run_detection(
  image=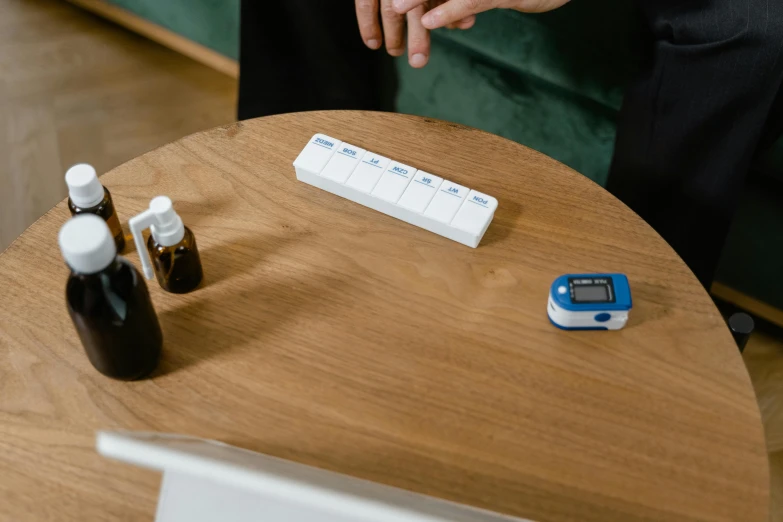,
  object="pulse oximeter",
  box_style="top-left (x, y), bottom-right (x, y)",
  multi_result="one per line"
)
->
top-left (548, 274), bottom-right (632, 330)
